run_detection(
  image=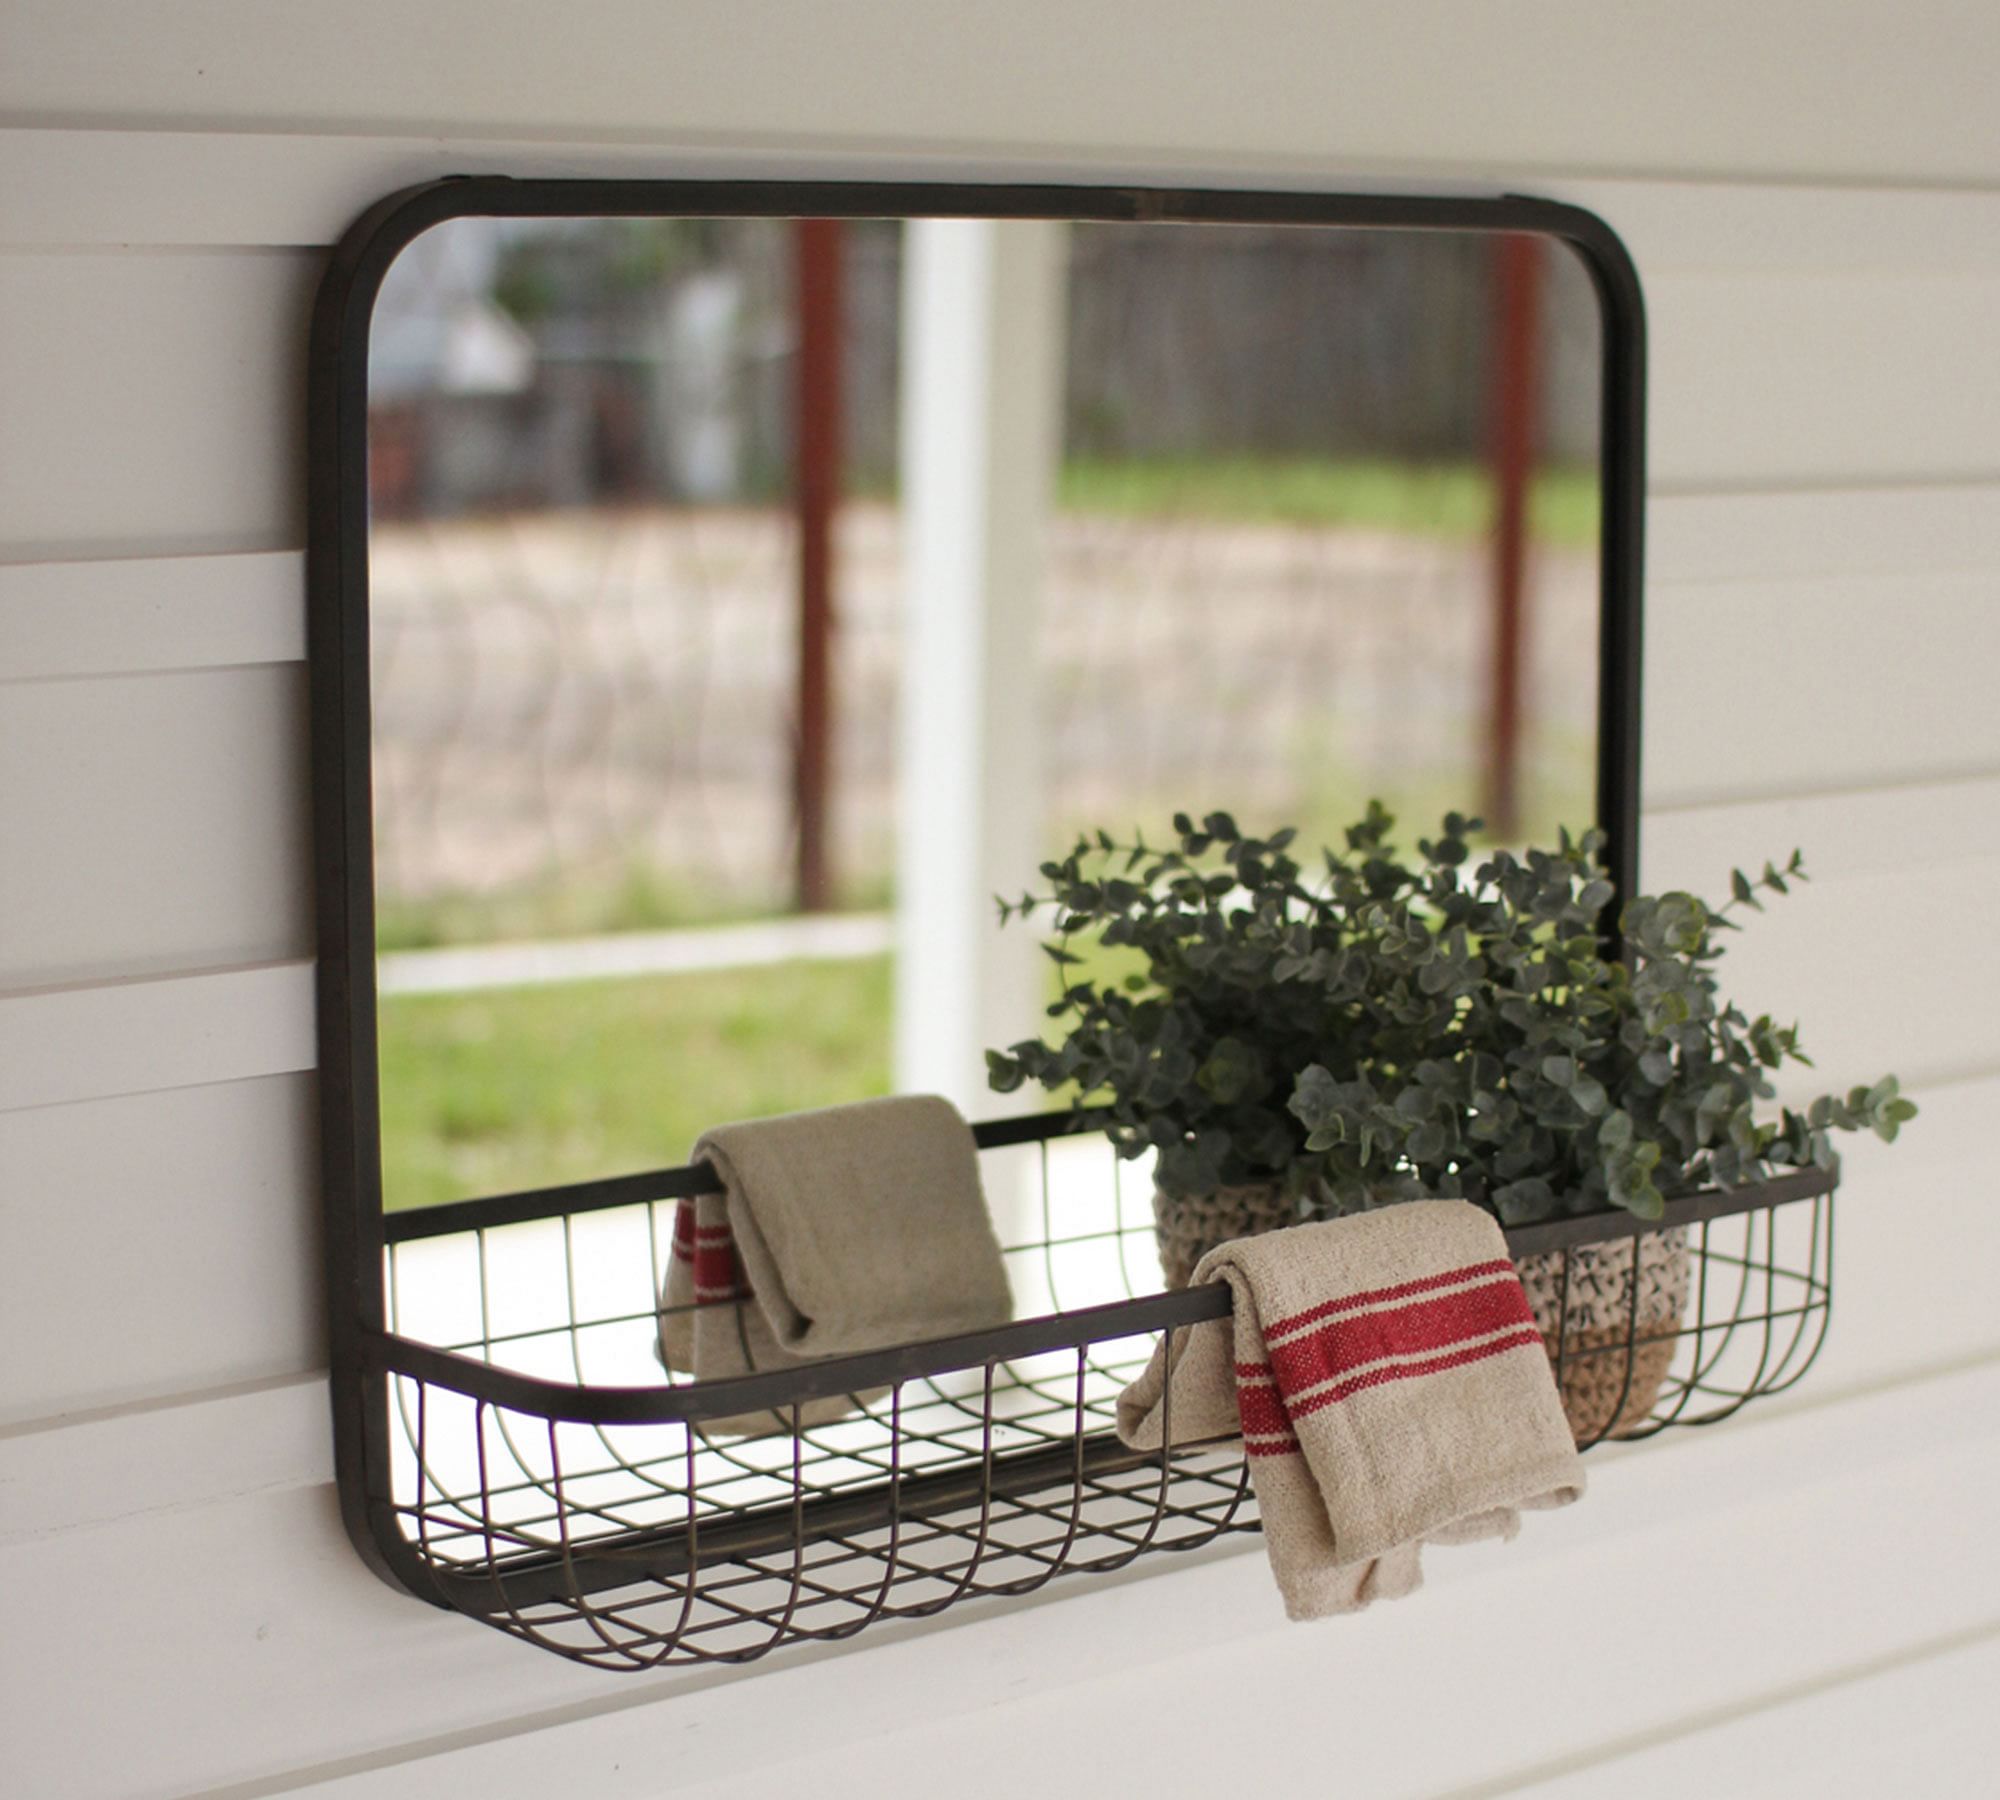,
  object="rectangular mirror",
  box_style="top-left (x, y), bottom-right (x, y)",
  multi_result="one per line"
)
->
top-left (313, 181), bottom-right (1643, 1226)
